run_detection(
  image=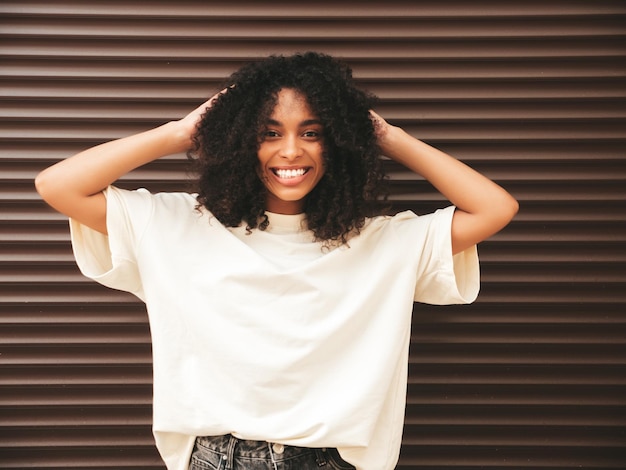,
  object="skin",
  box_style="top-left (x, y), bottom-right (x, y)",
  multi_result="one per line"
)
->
top-left (257, 89), bottom-right (326, 214)
top-left (35, 87), bottom-right (518, 254)
top-left (370, 110), bottom-right (518, 254)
